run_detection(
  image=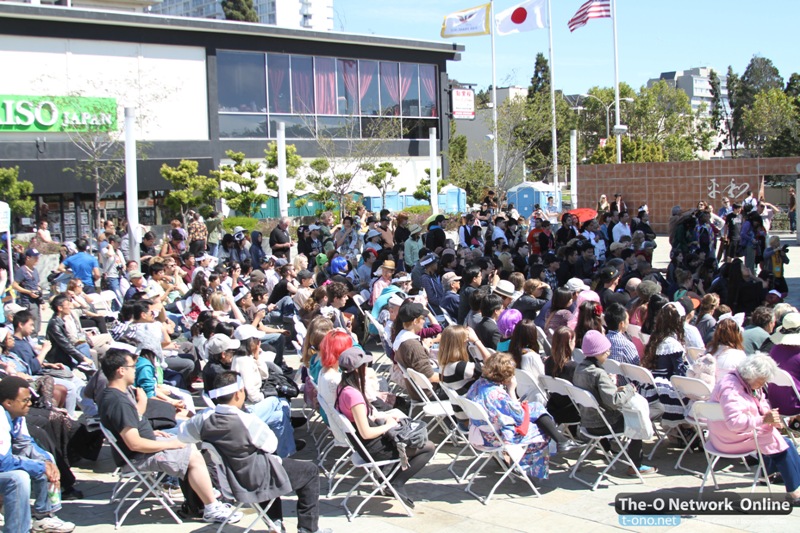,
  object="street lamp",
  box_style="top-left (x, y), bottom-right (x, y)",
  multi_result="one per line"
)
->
top-left (580, 94), bottom-right (633, 140)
